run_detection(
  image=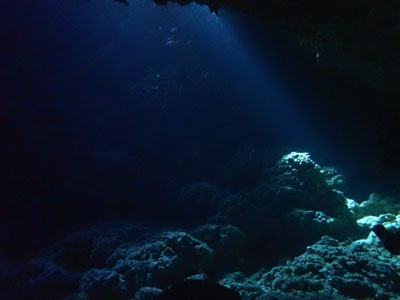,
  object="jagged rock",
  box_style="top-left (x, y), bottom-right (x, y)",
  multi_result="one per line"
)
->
top-left (106, 231), bottom-right (215, 292)
top-left (133, 287), bottom-right (164, 300)
top-left (221, 236), bottom-right (400, 299)
top-left (80, 268), bottom-right (128, 300)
